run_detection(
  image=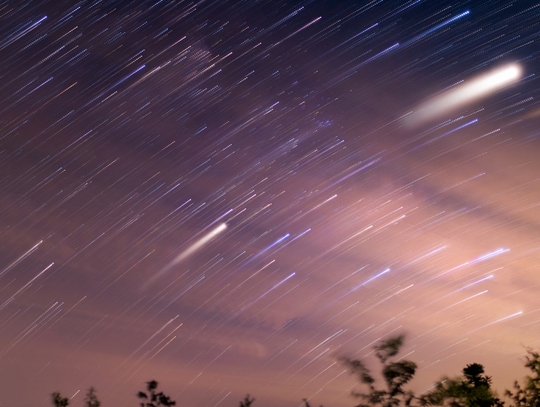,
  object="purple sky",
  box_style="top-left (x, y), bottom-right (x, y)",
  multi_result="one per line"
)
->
top-left (1, 1), bottom-right (540, 407)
